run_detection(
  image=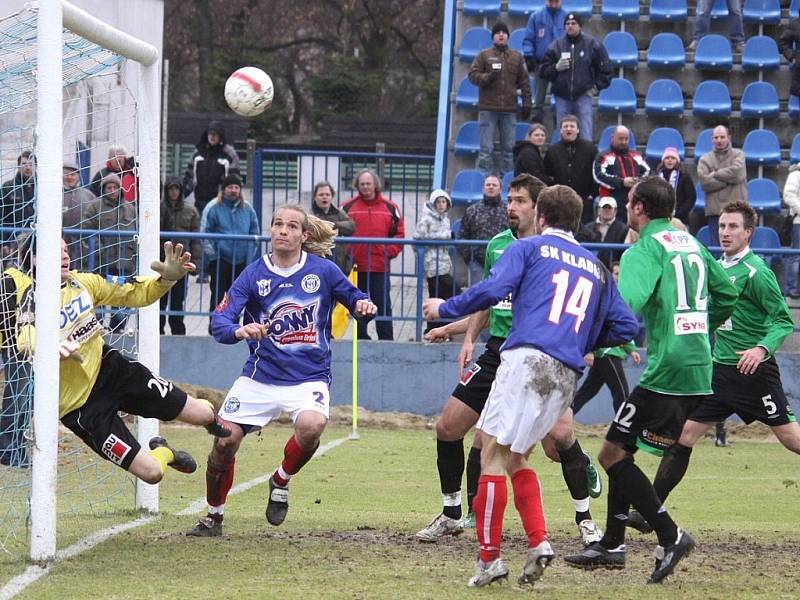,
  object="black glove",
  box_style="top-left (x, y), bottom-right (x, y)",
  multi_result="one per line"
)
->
top-left (525, 56), bottom-right (536, 74)
top-left (521, 105), bottom-right (531, 121)
top-left (486, 69), bottom-right (500, 84)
